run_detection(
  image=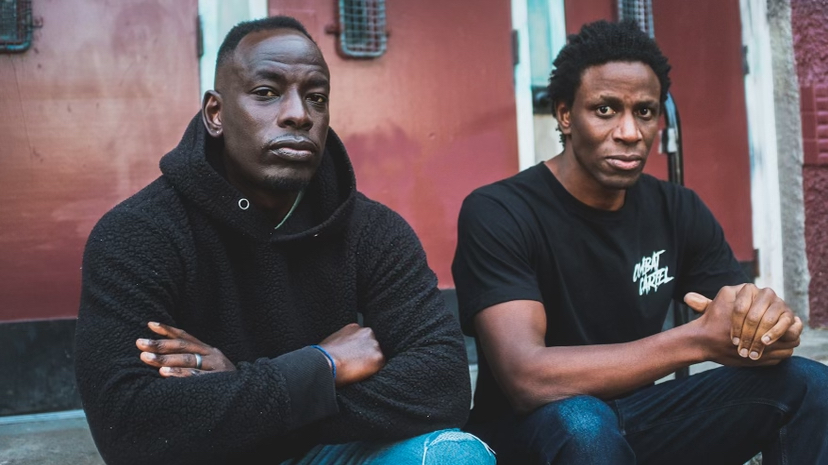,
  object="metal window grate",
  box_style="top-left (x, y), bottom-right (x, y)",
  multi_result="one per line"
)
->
top-left (618, 0), bottom-right (654, 38)
top-left (337, 0), bottom-right (387, 58)
top-left (0, 0), bottom-right (32, 53)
